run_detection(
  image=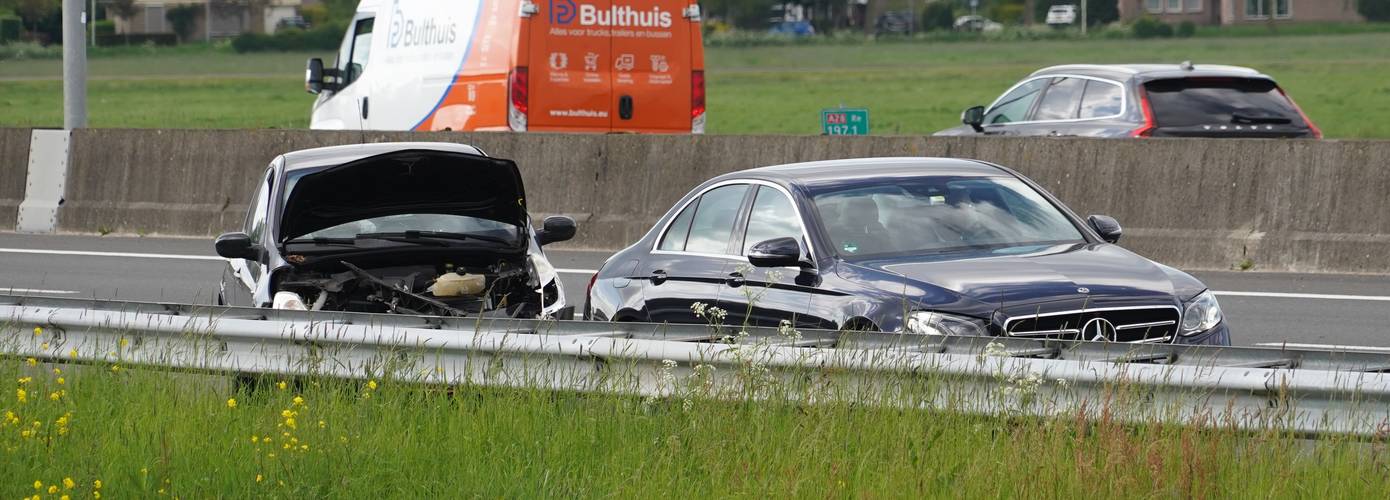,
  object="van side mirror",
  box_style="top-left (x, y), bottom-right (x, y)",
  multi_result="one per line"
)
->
top-left (1087, 215), bottom-right (1123, 243)
top-left (962, 105), bottom-right (985, 132)
top-left (215, 232), bottom-right (262, 260)
top-left (747, 237), bottom-right (804, 268)
top-left (537, 216), bottom-right (577, 245)
top-left (306, 58), bottom-right (325, 94)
